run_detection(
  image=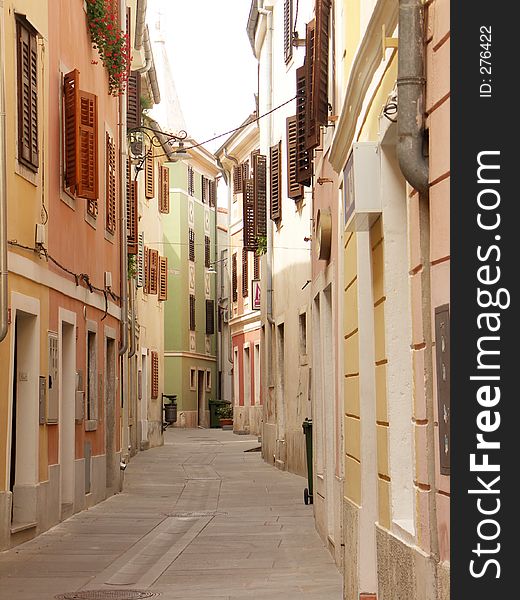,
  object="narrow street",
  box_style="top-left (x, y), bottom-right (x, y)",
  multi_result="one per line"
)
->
top-left (0, 429), bottom-right (342, 600)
